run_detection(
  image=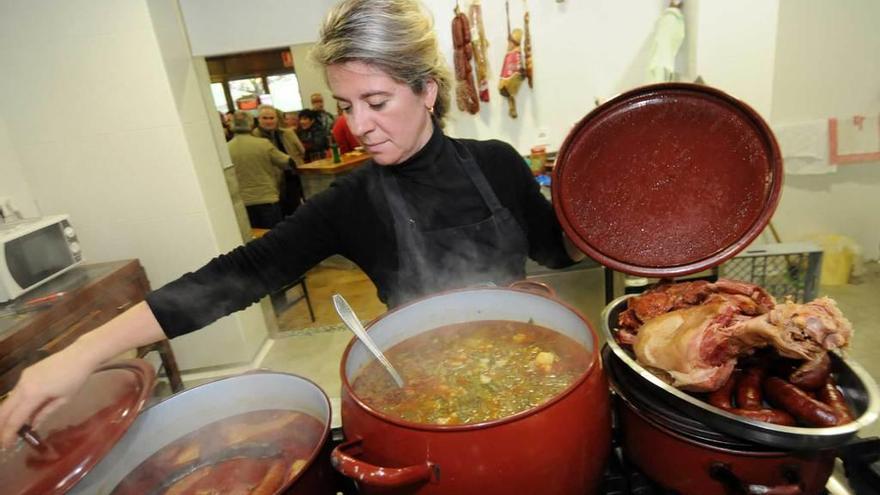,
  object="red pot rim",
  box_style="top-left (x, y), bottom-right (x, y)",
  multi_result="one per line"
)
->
top-left (339, 285), bottom-right (603, 432)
